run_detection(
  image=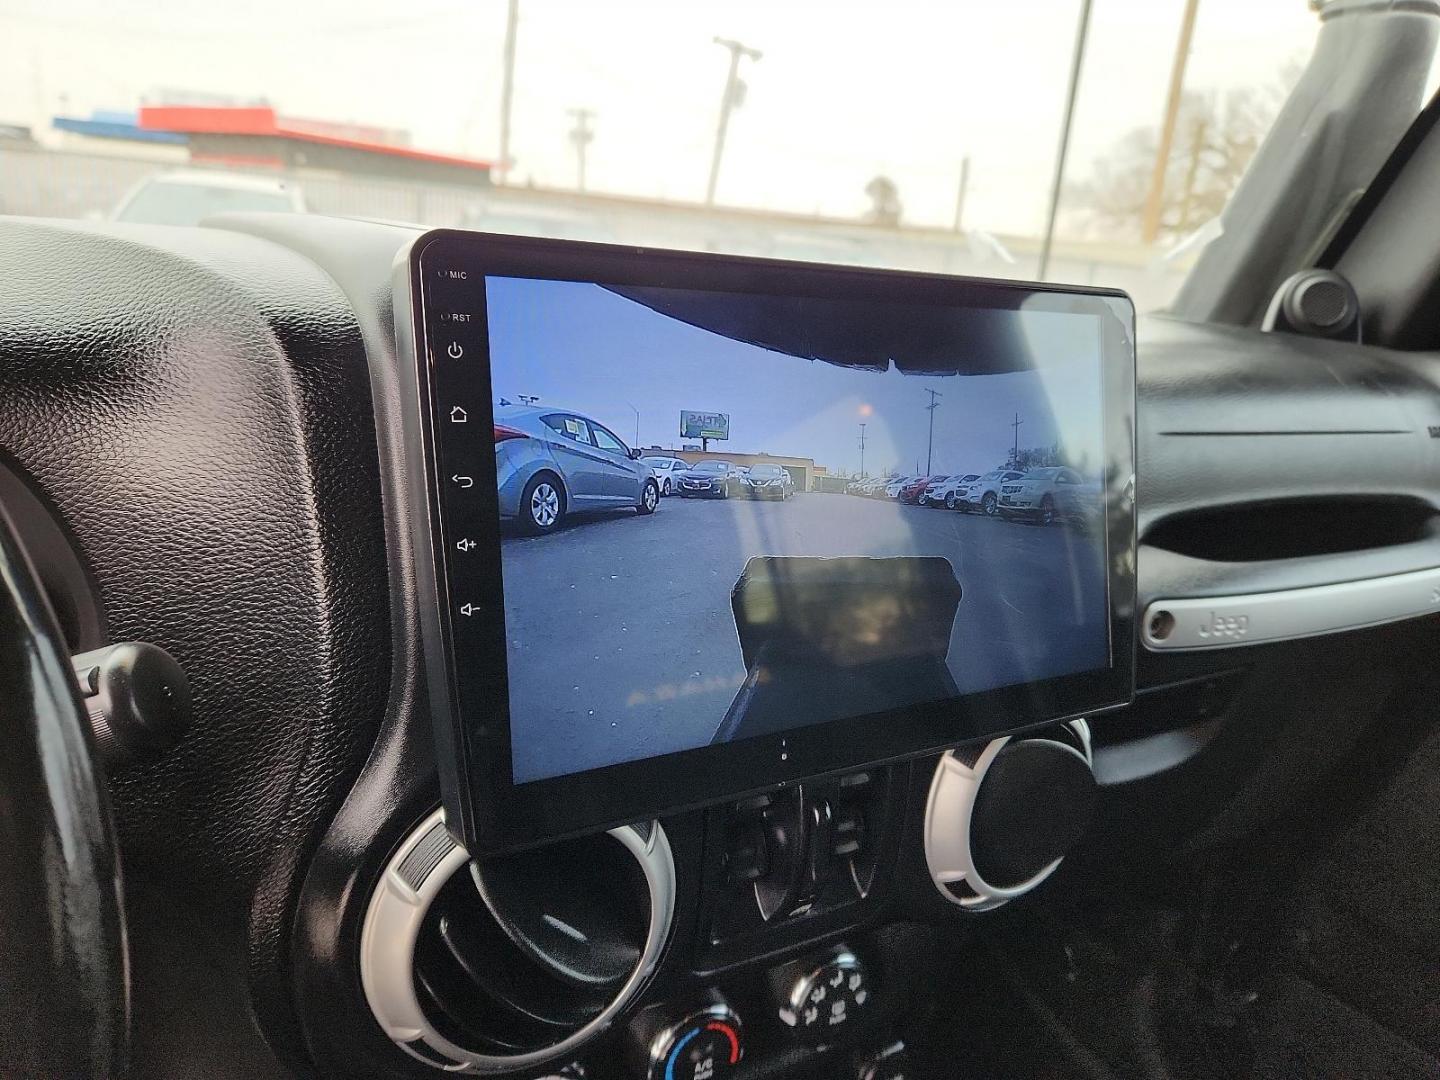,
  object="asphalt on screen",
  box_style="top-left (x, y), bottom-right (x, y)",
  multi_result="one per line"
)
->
top-left (500, 492), bottom-right (1108, 782)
